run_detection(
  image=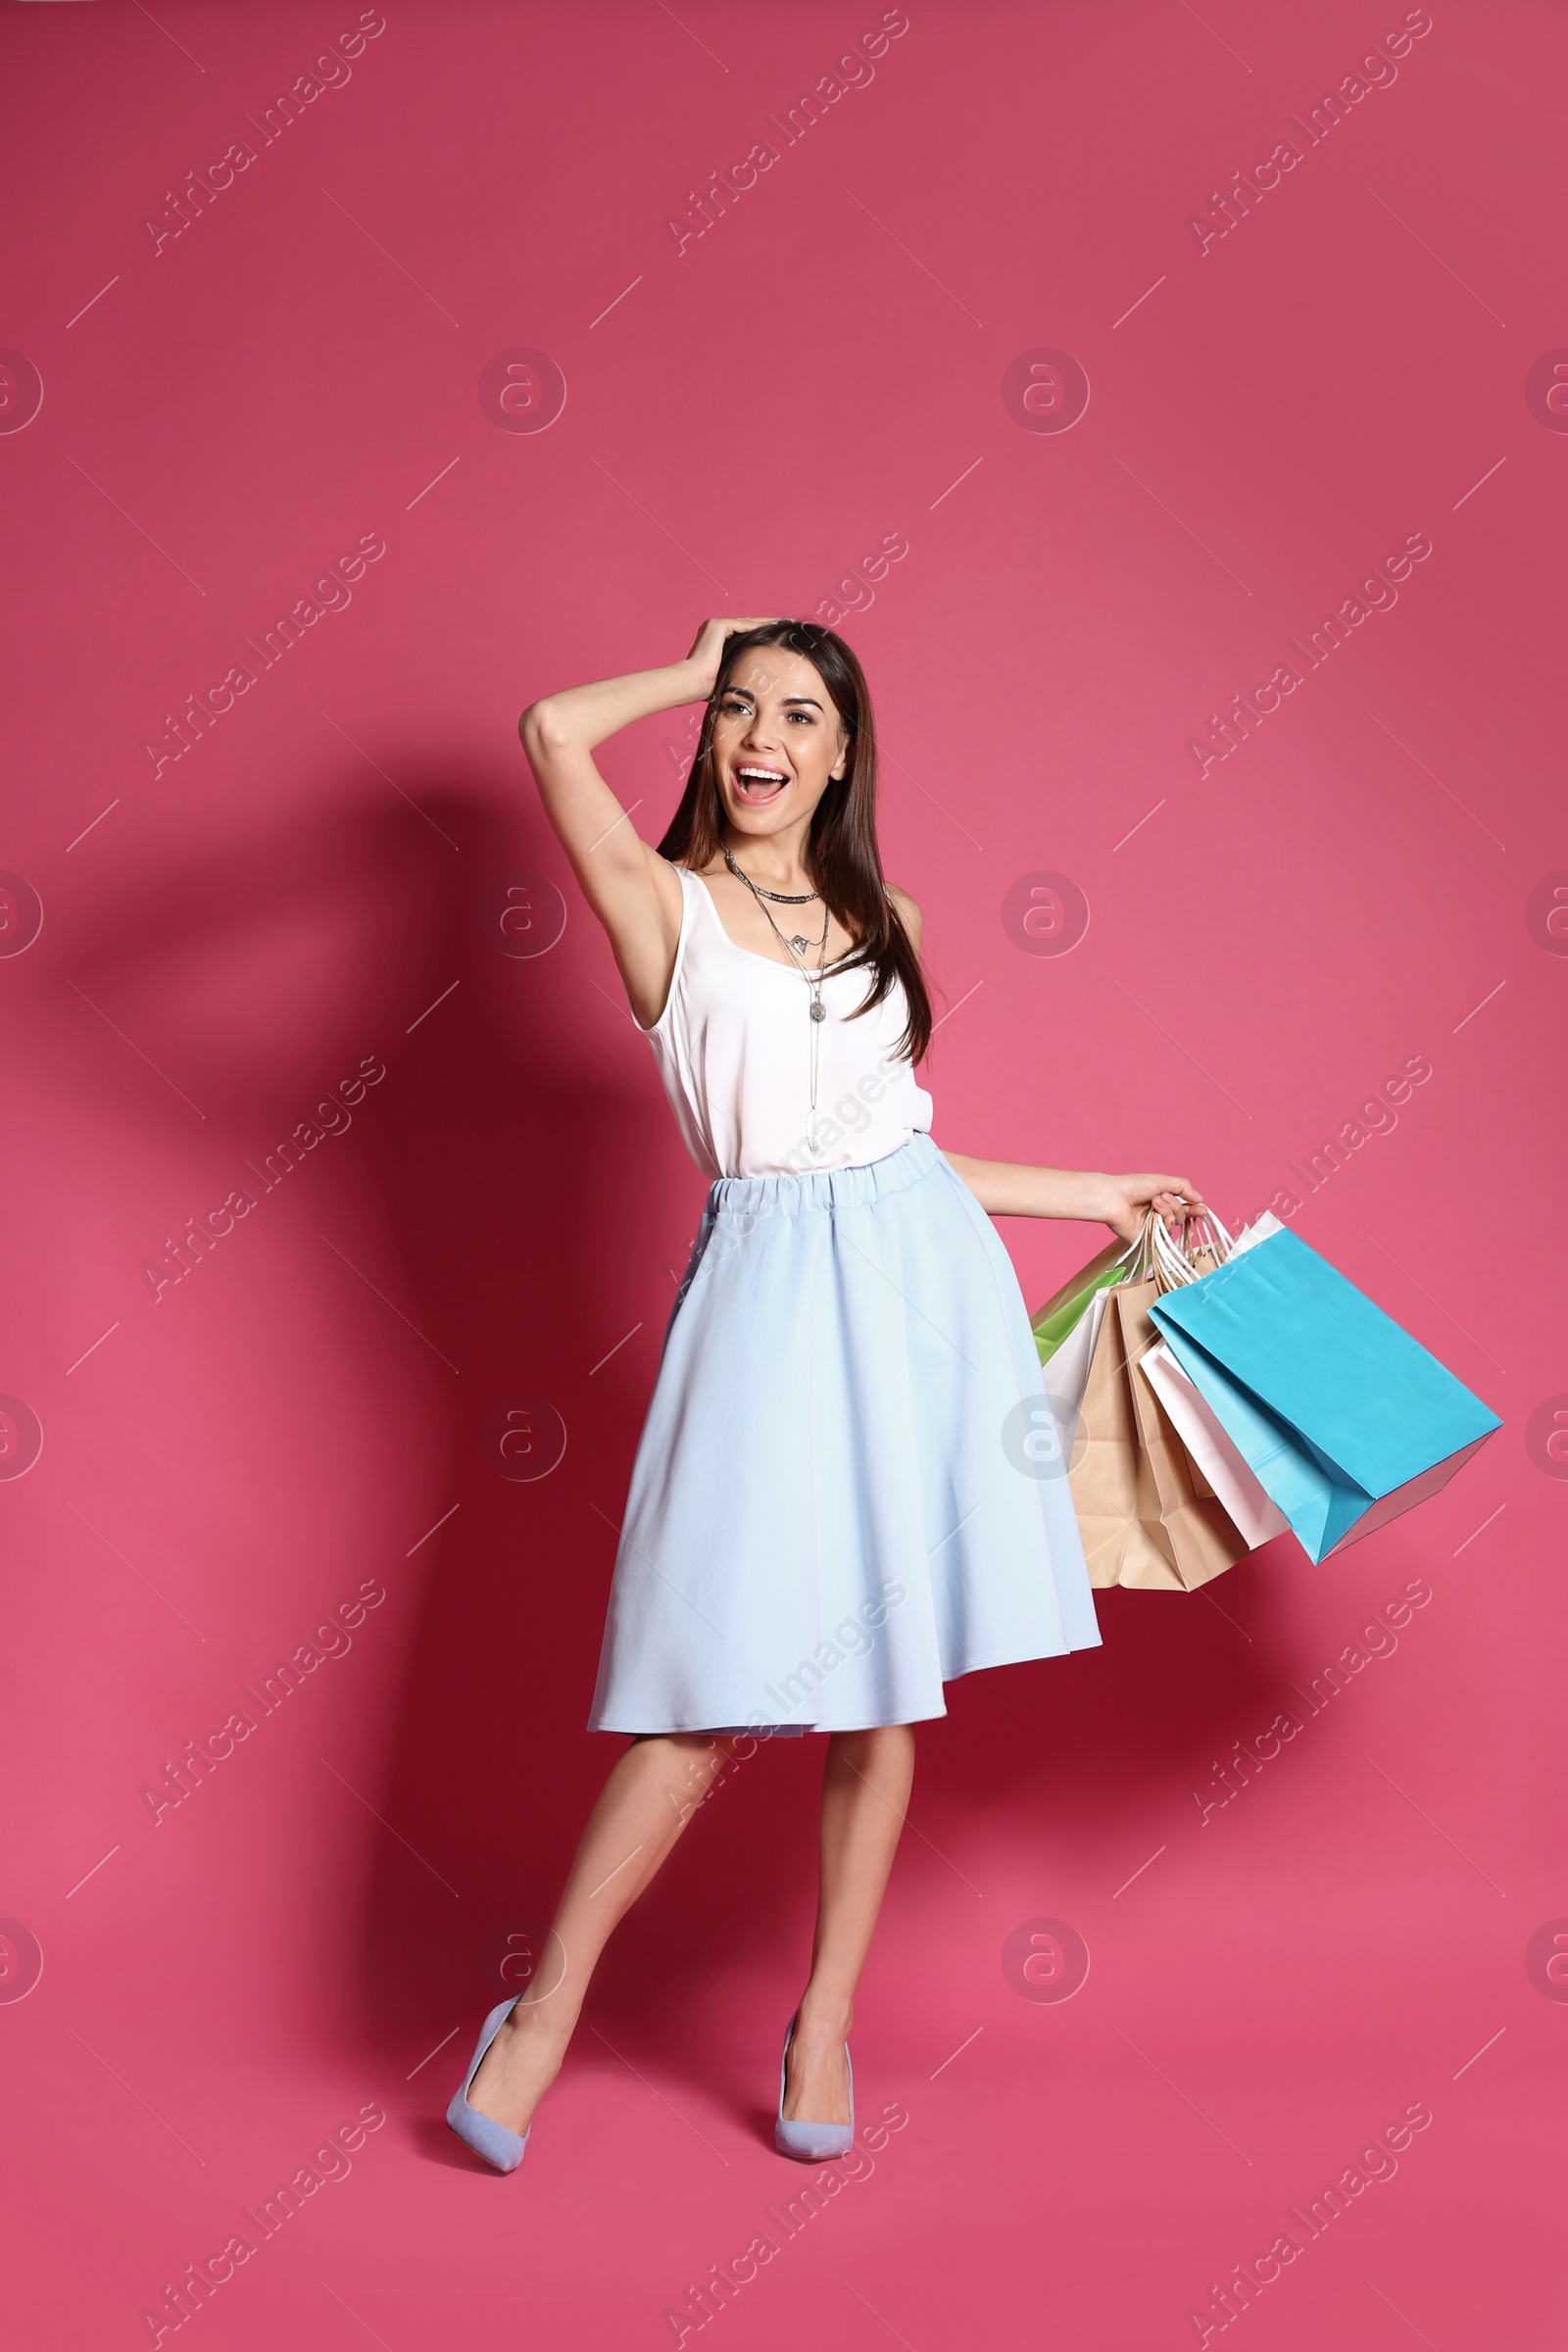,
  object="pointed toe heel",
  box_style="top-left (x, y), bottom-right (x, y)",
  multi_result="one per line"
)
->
top-left (446, 1997), bottom-right (530, 2174)
top-left (774, 2012), bottom-right (855, 2162)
